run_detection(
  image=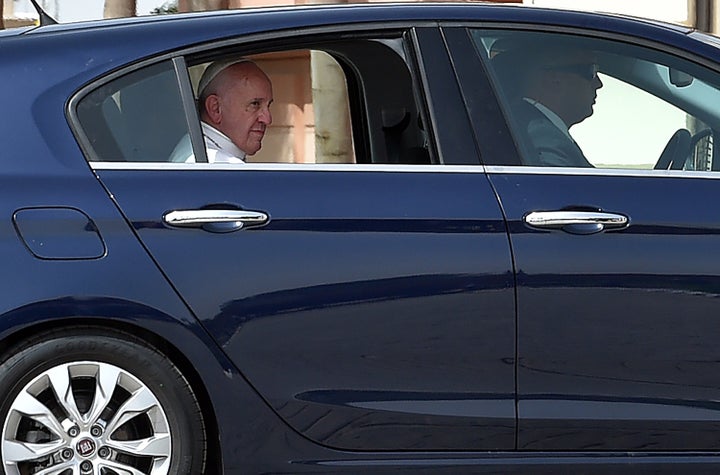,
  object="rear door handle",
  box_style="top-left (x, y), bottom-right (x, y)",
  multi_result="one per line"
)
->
top-left (524, 211), bottom-right (628, 235)
top-left (163, 209), bottom-right (269, 233)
